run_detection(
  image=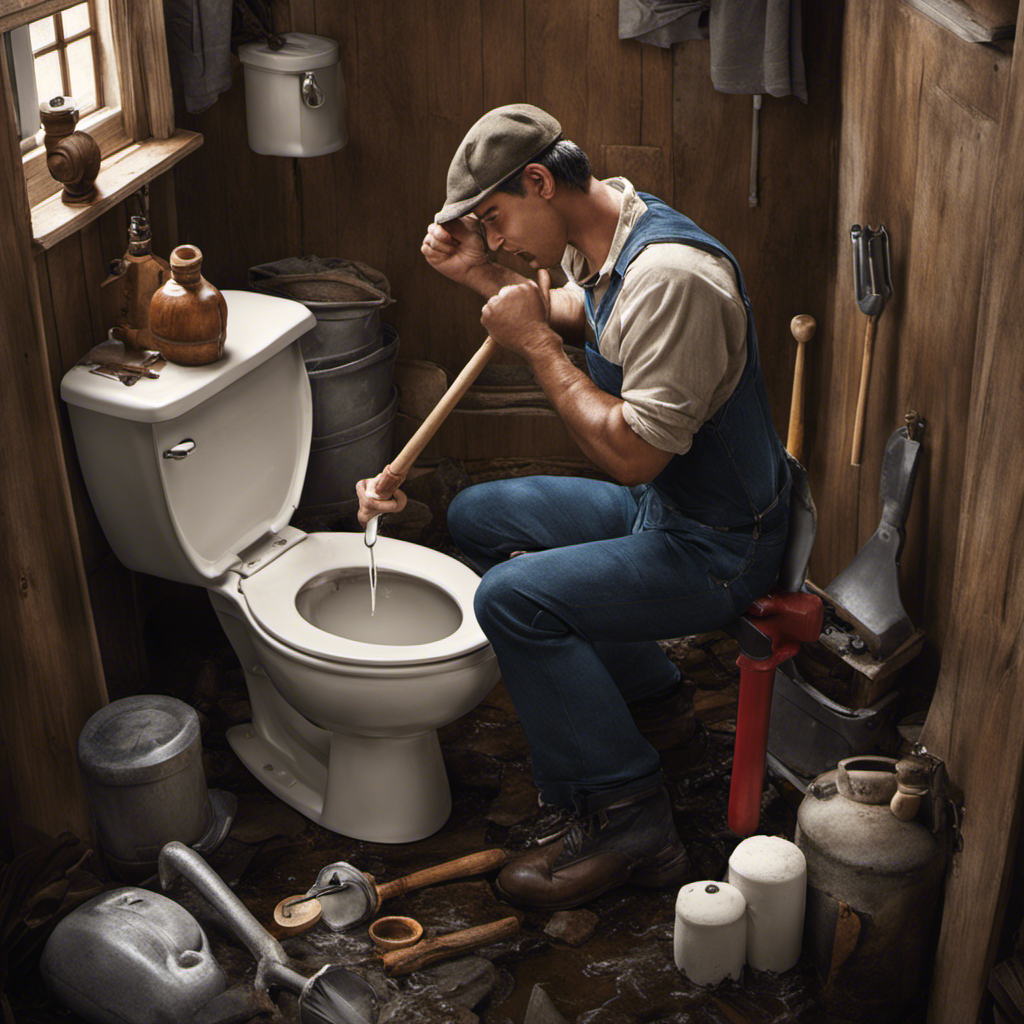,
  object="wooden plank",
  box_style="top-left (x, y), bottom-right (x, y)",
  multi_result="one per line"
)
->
top-left (0, 44), bottom-right (106, 843)
top-left (640, 41), bottom-right (674, 201)
top-left (135, 0), bottom-right (174, 138)
top-left (0, 0), bottom-right (73, 33)
top-left (894, 80), bottom-right (1001, 676)
top-left (585, 0), bottom-right (642, 172)
top-left (525, 0), bottom-right (589, 143)
top-left (601, 144), bottom-right (669, 198)
top-left (481, 0), bottom-right (525, 107)
top-left (899, 0), bottom-right (1017, 41)
top-left (30, 129), bottom-right (202, 250)
top-left (921, 22), bottom-right (1024, 1023)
